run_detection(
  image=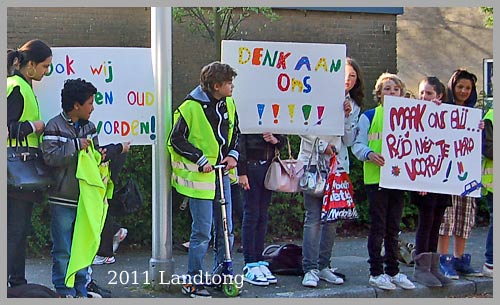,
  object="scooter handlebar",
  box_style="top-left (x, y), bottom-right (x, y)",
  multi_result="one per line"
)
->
top-left (198, 164), bottom-right (226, 172)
